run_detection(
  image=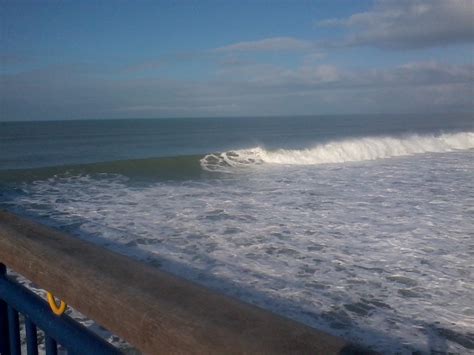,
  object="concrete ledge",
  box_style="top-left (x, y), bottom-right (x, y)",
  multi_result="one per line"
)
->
top-left (0, 210), bottom-right (363, 354)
